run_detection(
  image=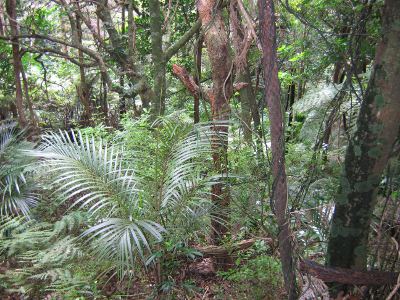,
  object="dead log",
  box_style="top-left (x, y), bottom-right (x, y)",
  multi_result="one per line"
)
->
top-left (300, 259), bottom-right (398, 286)
top-left (194, 238), bottom-right (273, 258)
